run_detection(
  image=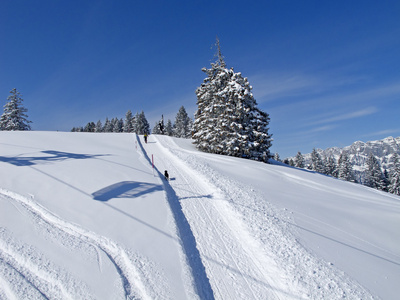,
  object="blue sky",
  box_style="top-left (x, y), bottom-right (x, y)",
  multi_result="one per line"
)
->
top-left (1, 0), bottom-right (399, 158)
